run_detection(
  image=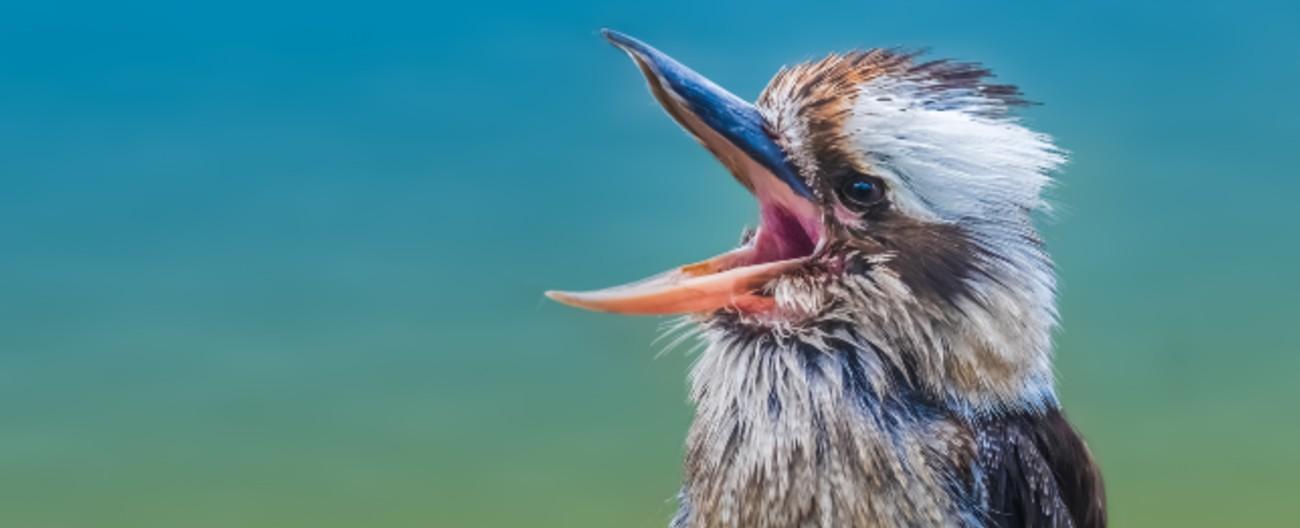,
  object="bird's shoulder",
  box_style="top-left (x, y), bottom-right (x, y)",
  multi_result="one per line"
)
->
top-left (975, 406), bottom-right (1106, 528)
